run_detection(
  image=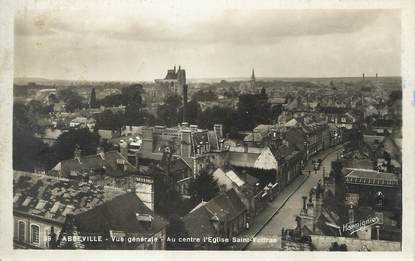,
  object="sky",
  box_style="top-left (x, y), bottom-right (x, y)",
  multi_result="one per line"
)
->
top-left (14, 3), bottom-right (401, 82)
